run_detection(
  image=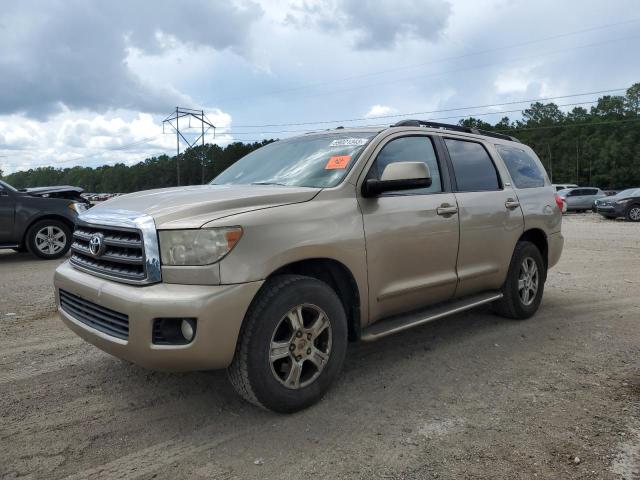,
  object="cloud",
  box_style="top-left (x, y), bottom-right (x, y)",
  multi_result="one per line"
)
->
top-left (365, 104), bottom-right (397, 117)
top-left (0, 0), bottom-right (263, 119)
top-left (0, 109), bottom-right (234, 174)
top-left (285, 0), bottom-right (451, 49)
